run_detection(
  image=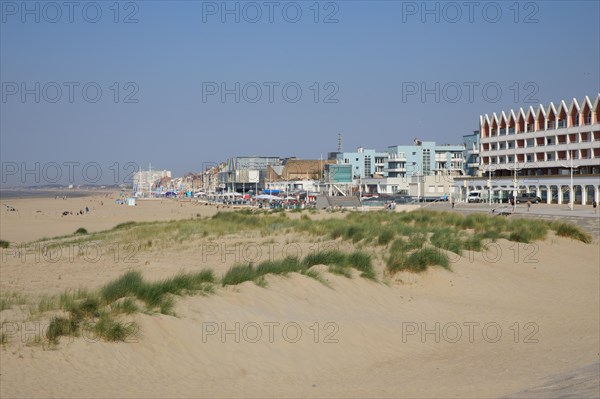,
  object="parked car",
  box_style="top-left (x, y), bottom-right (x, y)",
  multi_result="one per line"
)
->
top-left (515, 193), bottom-right (541, 204)
top-left (467, 190), bottom-right (489, 203)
